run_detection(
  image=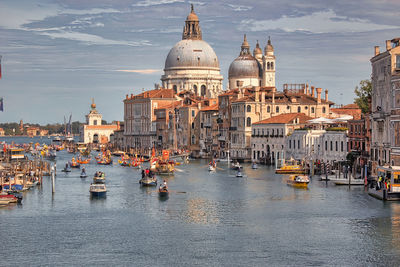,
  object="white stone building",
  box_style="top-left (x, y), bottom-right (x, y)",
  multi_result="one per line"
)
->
top-left (285, 129), bottom-right (347, 164)
top-left (251, 113), bottom-right (312, 164)
top-left (370, 38), bottom-right (400, 172)
top-left (80, 101), bottom-right (118, 144)
top-left (160, 5), bottom-right (223, 98)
